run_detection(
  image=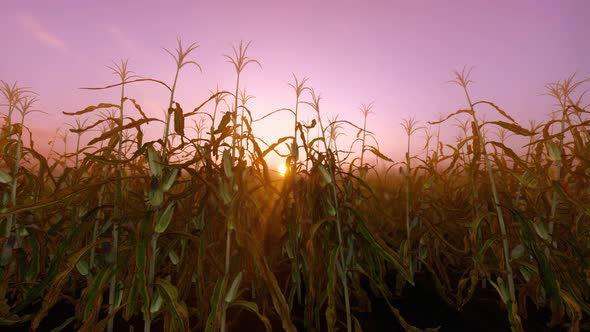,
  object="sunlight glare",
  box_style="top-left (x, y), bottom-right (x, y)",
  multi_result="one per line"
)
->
top-left (278, 163), bottom-right (287, 177)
